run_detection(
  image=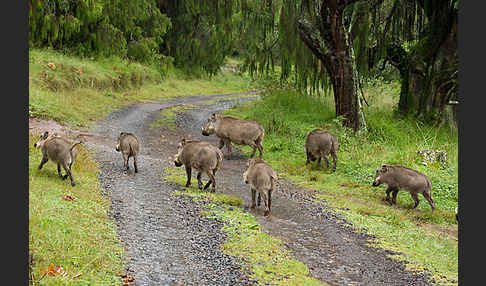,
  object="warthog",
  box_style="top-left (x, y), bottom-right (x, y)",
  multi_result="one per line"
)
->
top-left (305, 129), bottom-right (339, 172)
top-left (243, 158), bottom-right (278, 216)
top-left (34, 131), bottom-right (82, 186)
top-left (201, 113), bottom-right (264, 159)
top-left (115, 132), bottom-right (140, 173)
top-left (173, 138), bottom-right (223, 192)
top-left (372, 164), bottom-right (435, 210)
